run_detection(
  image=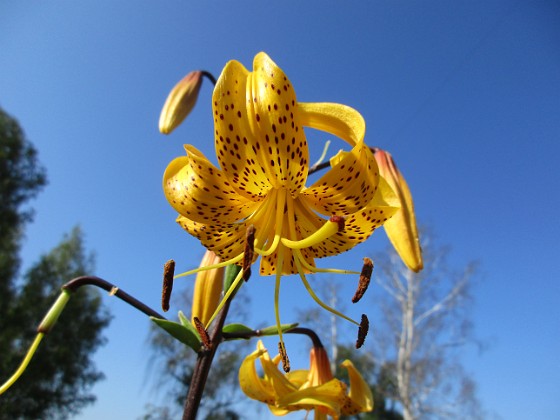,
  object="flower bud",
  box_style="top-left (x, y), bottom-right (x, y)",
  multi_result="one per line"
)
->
top-left (159, 70), bottom-right (203, 134)
top-left (374, 149), bottom-right (423, 272)
top-left (191, 250), bottom-right (224, 326)
top-left (306, 346), bottom-right (334, 387)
